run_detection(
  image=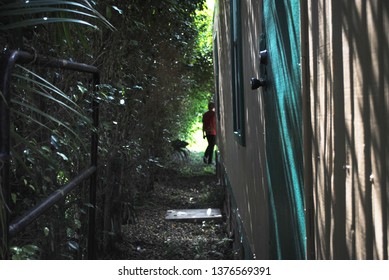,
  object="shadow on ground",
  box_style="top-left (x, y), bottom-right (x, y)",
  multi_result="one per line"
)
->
top-left (106, 151), bottom-right (233, 260)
